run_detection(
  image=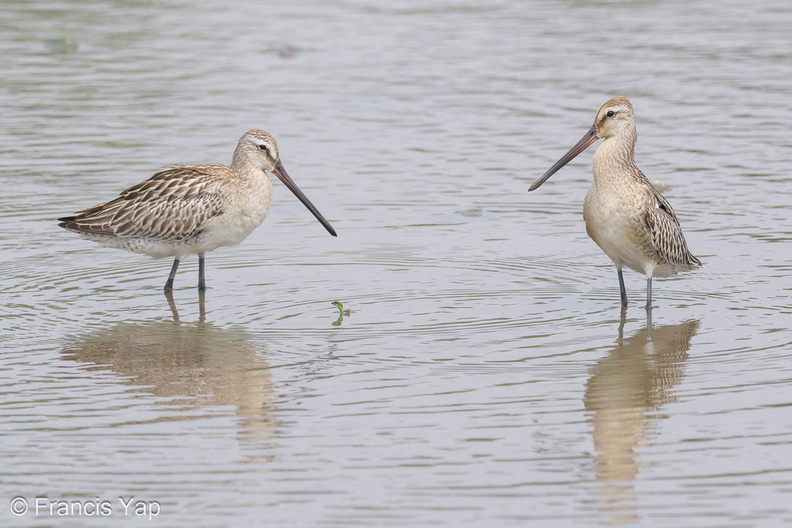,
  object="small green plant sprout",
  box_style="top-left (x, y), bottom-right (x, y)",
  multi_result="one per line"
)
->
top-left (330, 301), bottom-right (351, 326)
top-left (331, 301), bottom-right (351, 316)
